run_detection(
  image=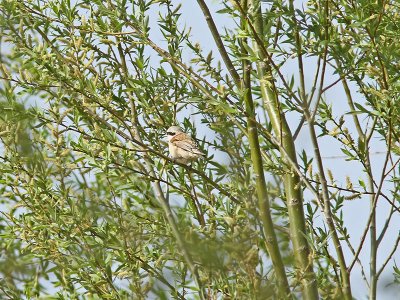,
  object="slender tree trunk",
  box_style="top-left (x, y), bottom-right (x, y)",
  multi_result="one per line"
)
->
top-left (240, 1), bottom-right (291, 297)
top-left (249, 1), bottom-right (319, 298)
